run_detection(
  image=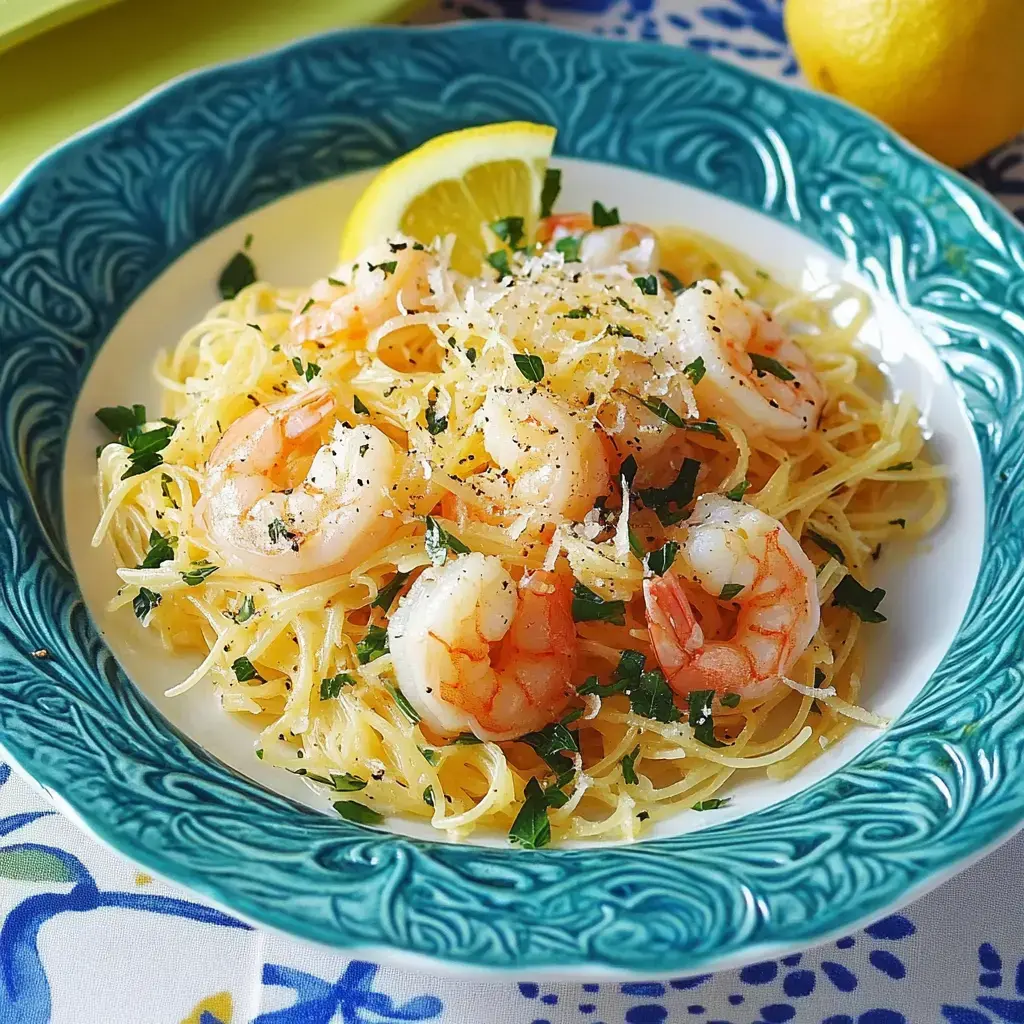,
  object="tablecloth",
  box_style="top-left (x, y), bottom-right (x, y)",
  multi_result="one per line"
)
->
top-left (2, 1), bottom-right (1024, 1022)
